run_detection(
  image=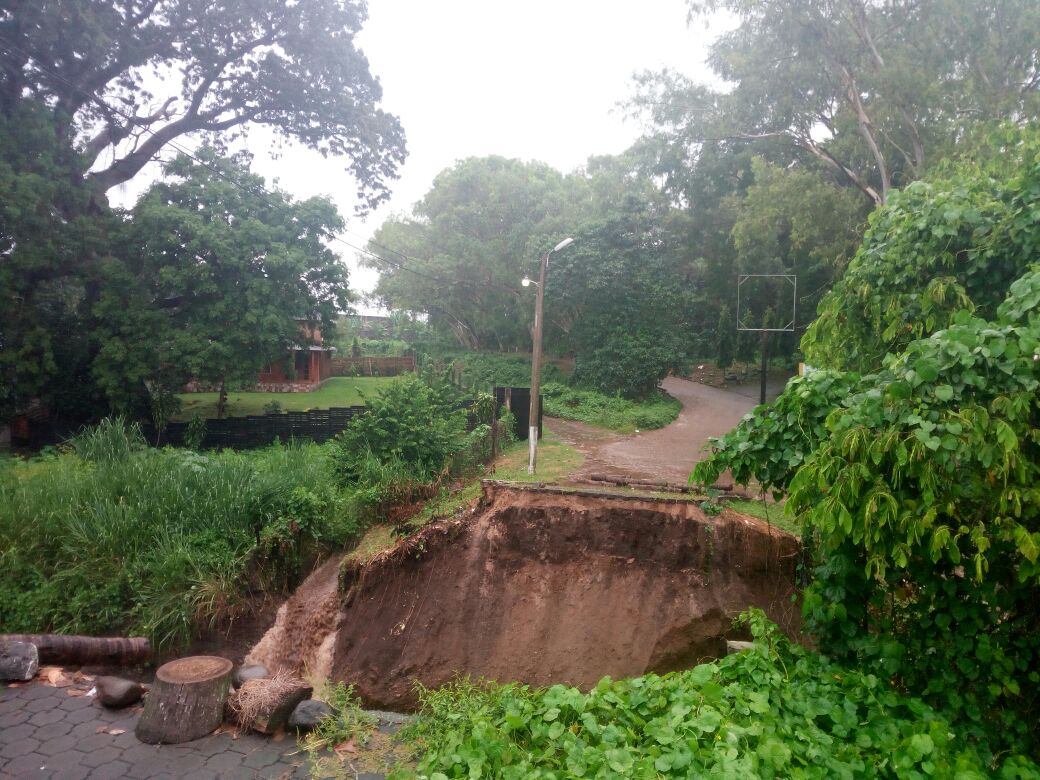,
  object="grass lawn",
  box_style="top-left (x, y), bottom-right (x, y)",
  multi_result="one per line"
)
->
top-left (173, 376), bottom-right (399, 420)
top-left (725, 496), bottom-right (800, 537)
top-left (349, 424), bottom-right (586, 564)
